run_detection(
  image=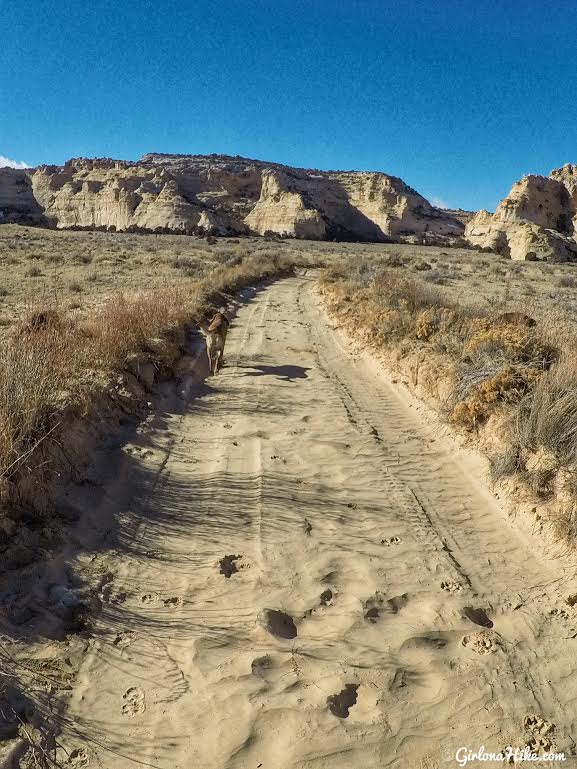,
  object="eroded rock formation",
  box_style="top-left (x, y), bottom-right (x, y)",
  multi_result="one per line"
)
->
top-left (0, 154), bottom-right (464, 242)
top-left (0, 168), bottom-right (46, 225)
top-left (465, 167), bottom-right (577, 261)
